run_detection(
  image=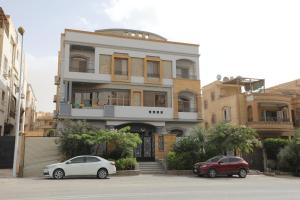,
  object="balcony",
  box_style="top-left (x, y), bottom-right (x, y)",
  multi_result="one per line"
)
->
top-left (247, 121), bottom-right (294, 130)
top-left (71, 106), bottom-right (173, 120)
top-left (176, 74), bottom-right (197, 80)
